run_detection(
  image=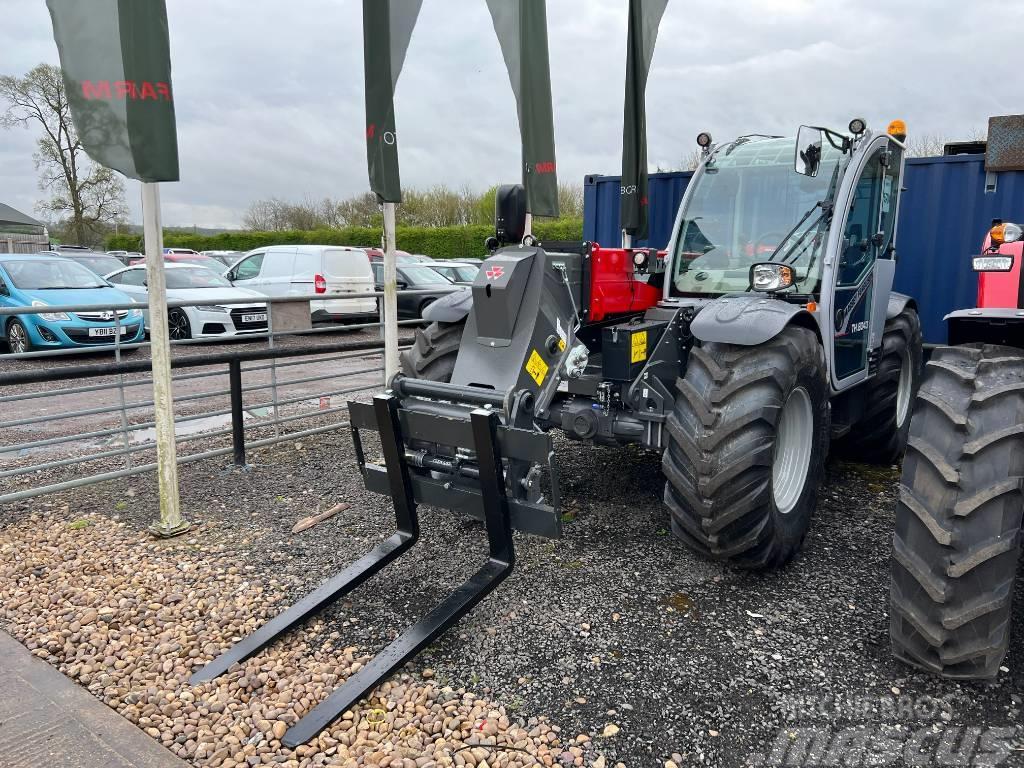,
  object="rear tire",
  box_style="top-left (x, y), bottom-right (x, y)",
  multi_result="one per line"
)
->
top-left (838, 307), bottom-right (922, 463)
top-left (400, 320), bottom-right (465, 383)
top-left (663, 325), bottom-right (830, 570)
top-left (890, 344), bottom-right (1024, 678)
